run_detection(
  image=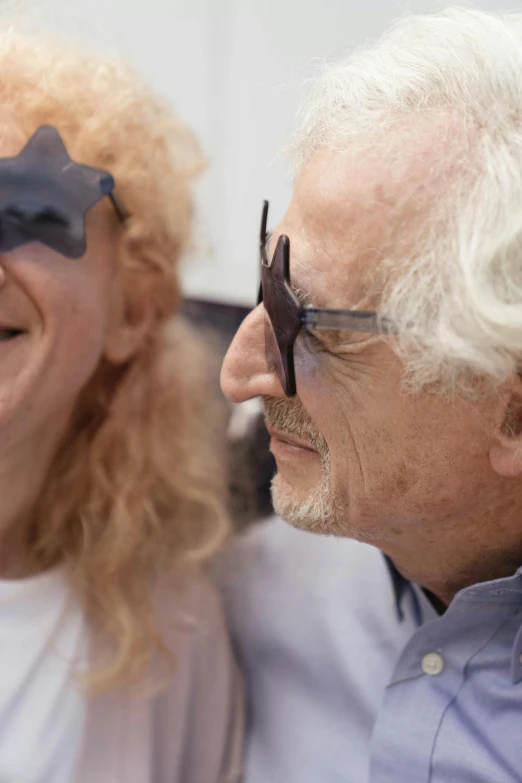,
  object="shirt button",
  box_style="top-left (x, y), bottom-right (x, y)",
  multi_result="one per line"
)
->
top-left (421, 652), bottom-right (444, 676)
